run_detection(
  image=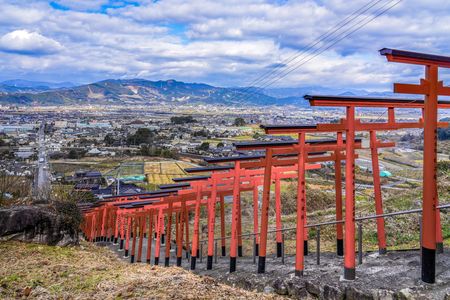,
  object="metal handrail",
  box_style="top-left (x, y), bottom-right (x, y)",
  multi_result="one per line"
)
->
top-left (197, 203), bottom-right (450, 244)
